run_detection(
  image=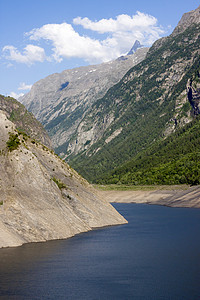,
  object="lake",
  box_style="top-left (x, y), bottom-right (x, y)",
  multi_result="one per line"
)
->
top-left (0, 203), bottom-right (200, 299)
